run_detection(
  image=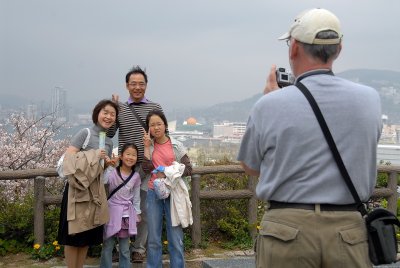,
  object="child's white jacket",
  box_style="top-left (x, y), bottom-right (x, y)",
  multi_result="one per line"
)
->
top-left (165, 161), bottom-right (193, 228)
